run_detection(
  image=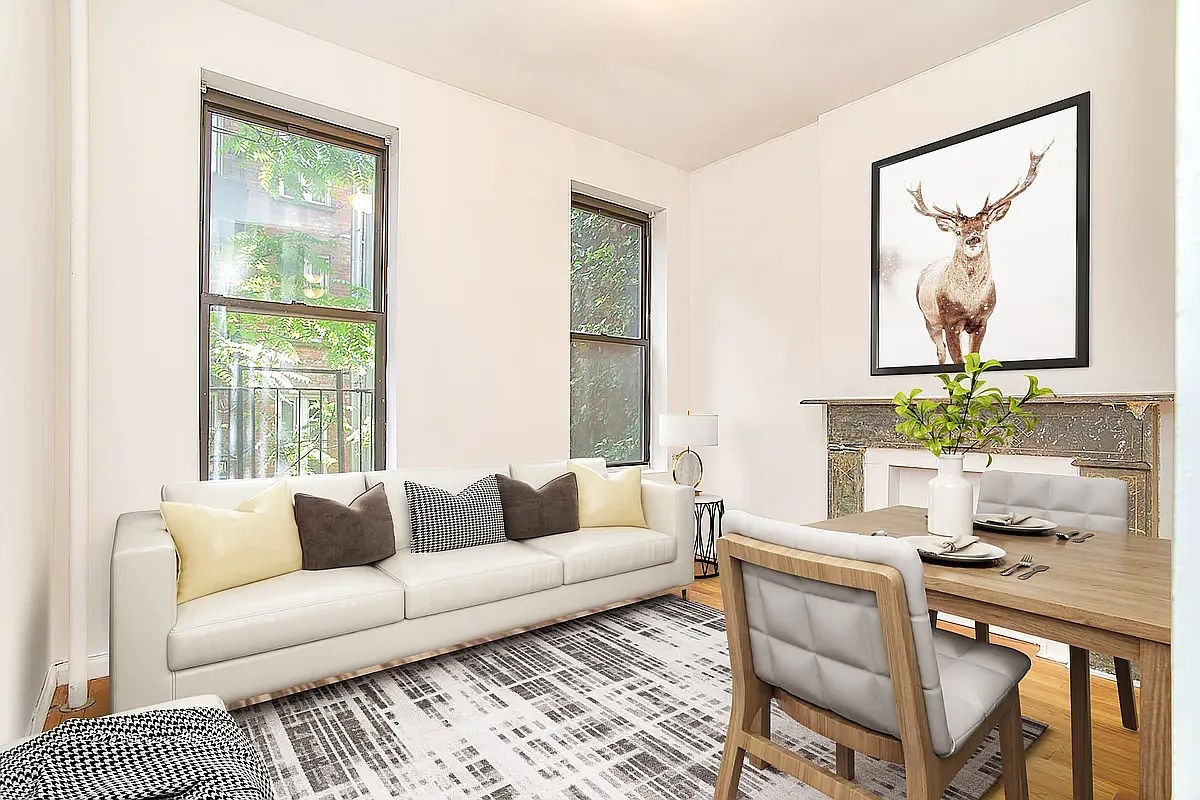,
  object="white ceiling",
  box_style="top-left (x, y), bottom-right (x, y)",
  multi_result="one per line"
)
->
top-left (220, 0), bottom-right (1089, 170)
